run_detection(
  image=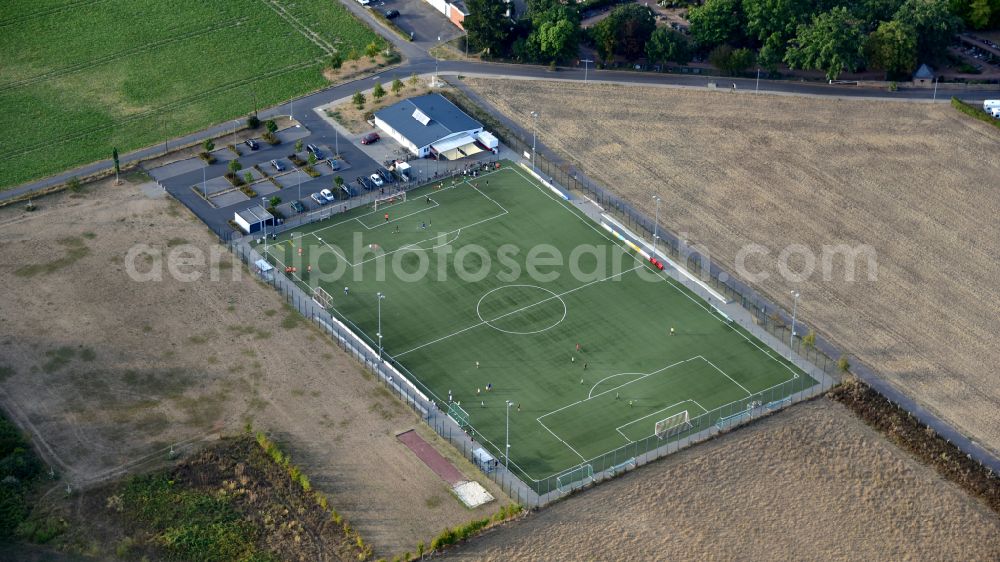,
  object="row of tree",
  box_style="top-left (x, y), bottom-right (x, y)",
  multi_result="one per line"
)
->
top-left (688, 0), bottom-right (983, 79)
top-left (465, 0), bottom-right (996, 79)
